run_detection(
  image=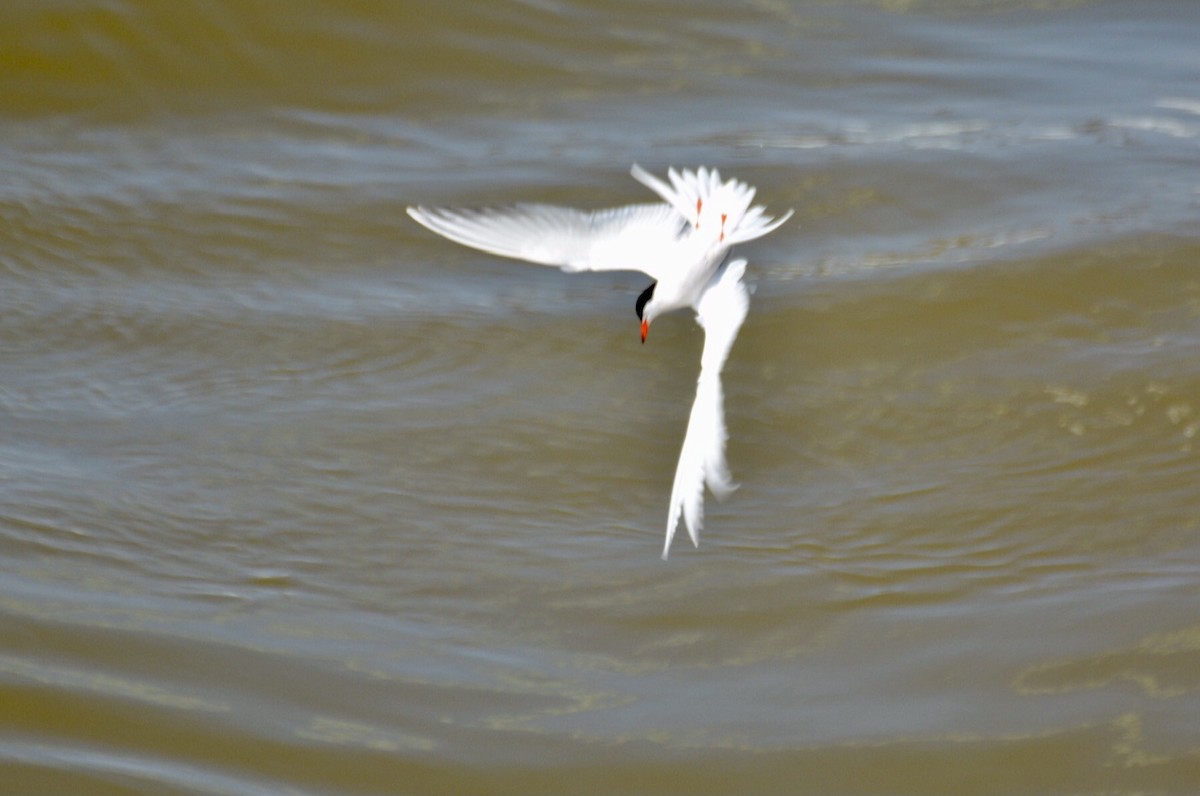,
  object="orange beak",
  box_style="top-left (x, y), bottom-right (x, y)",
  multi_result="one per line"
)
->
top-left (640, 318), bottom-right (649, 345)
